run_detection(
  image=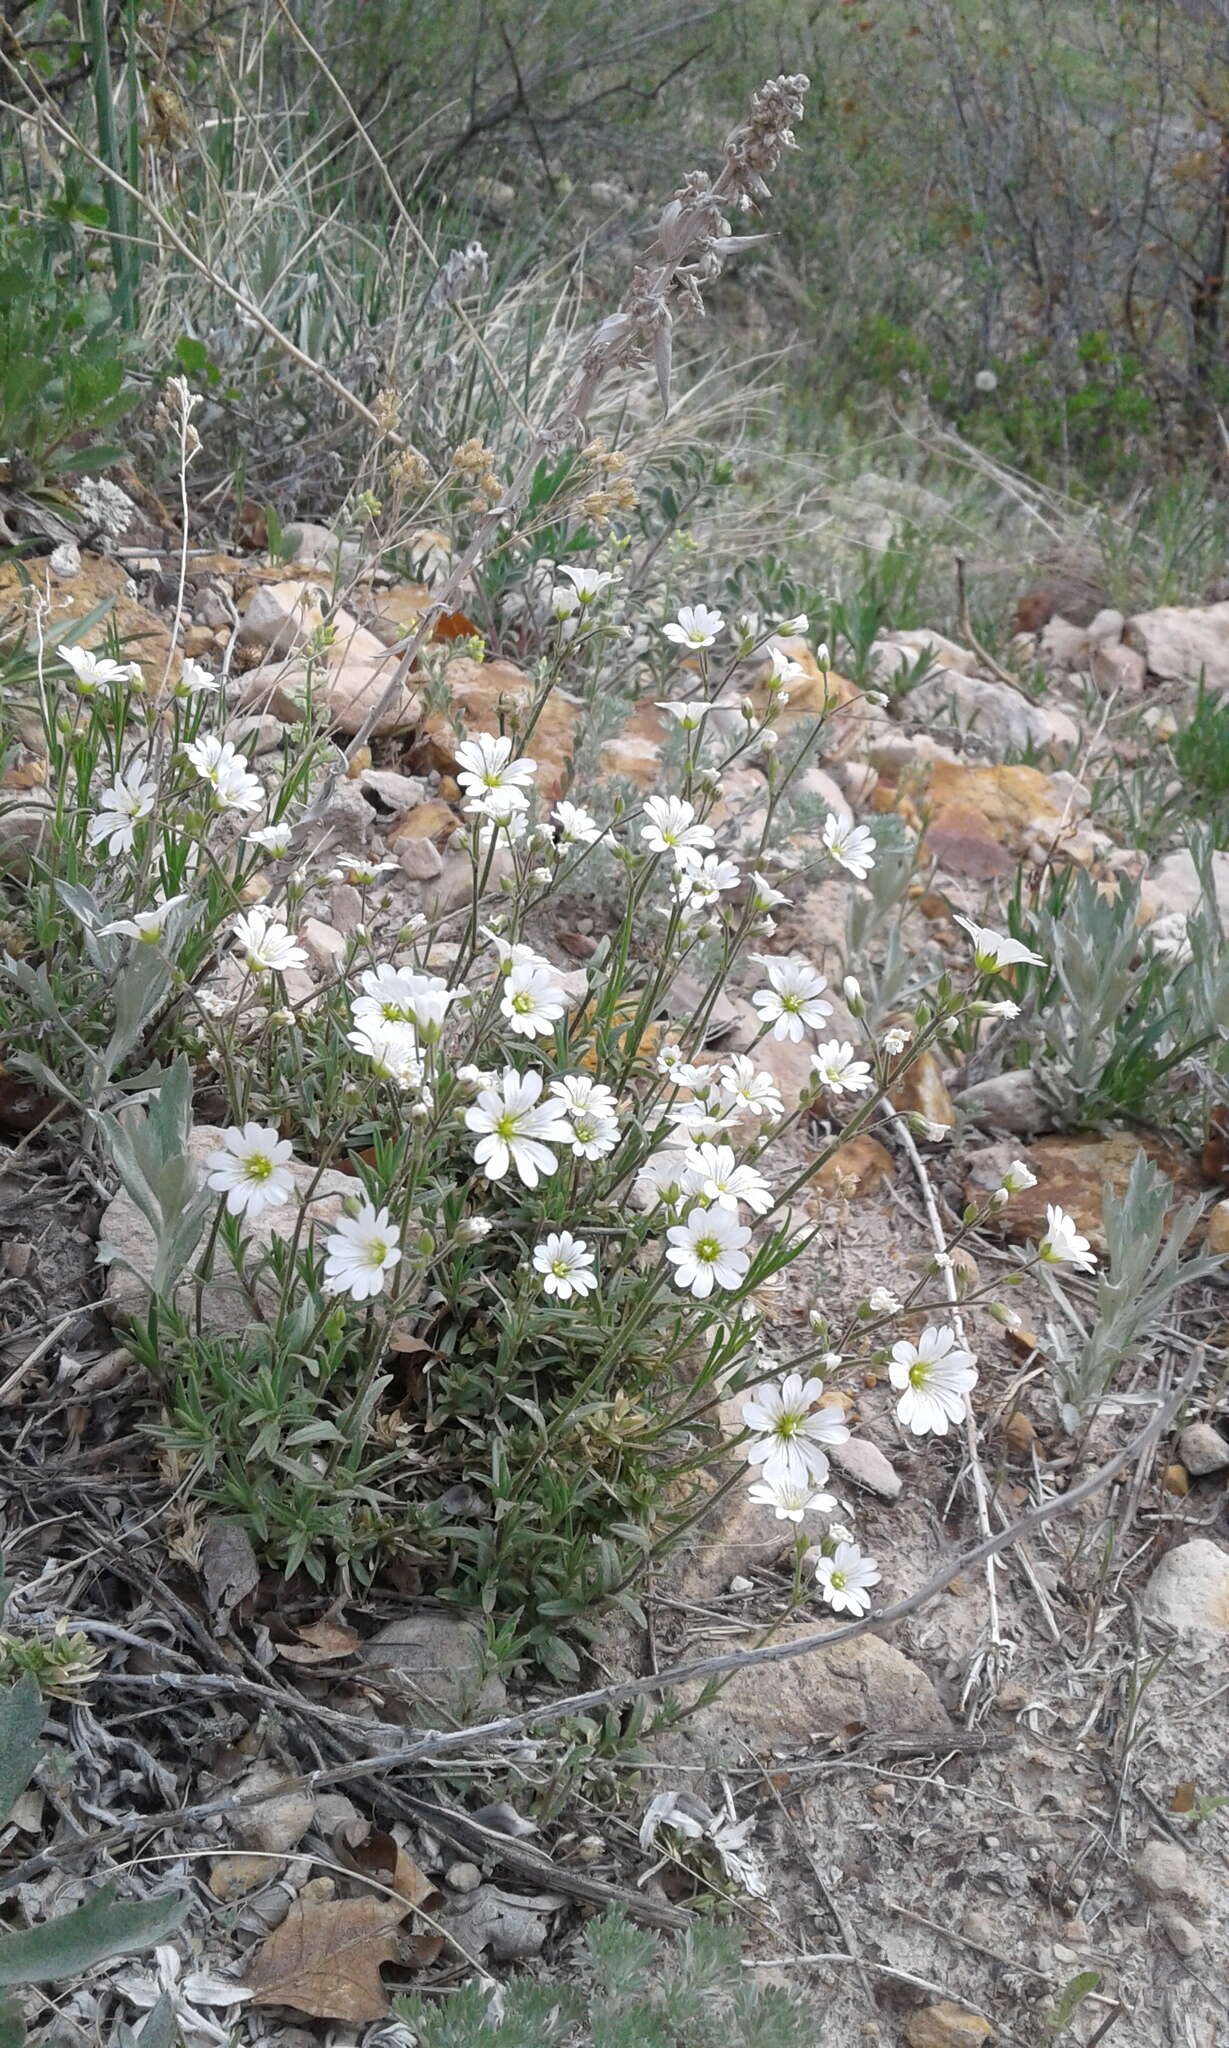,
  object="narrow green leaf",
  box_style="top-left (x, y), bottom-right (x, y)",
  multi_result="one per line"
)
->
top-left (0, 1679), bottom-right (46, 1824)
top-left (0, 1885), bottom-right (188, 1986)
